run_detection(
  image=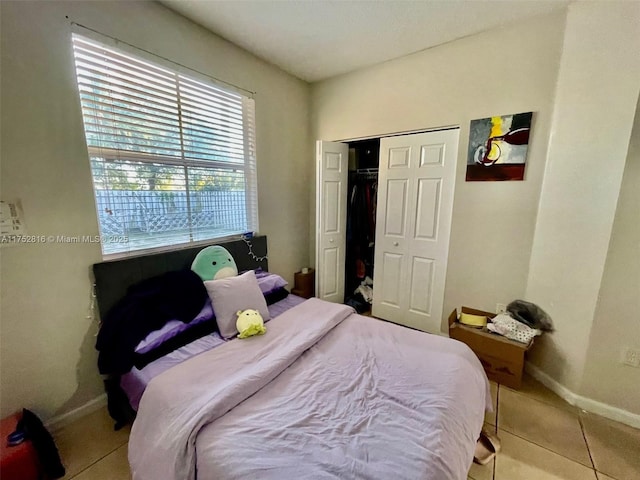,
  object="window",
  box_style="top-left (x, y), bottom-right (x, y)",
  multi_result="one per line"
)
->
top-left (71, 34), bottom-right (258, 257)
